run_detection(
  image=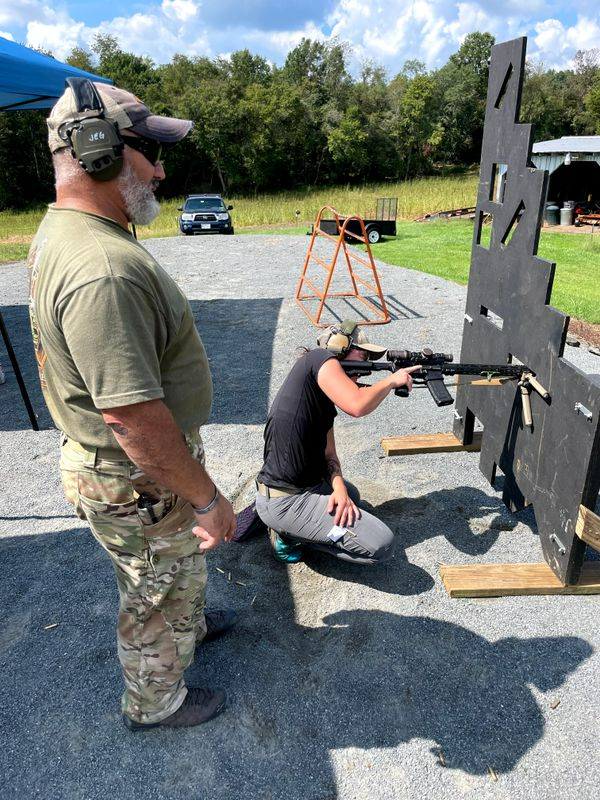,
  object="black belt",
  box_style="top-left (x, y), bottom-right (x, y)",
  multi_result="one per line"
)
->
top-left (256, 482), bottom-right (299, 499)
